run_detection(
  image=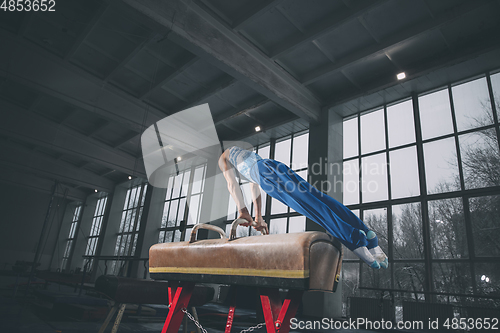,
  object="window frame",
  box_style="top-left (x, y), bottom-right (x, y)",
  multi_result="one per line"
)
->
top-left (341, 71), bottom-right (500, 304)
